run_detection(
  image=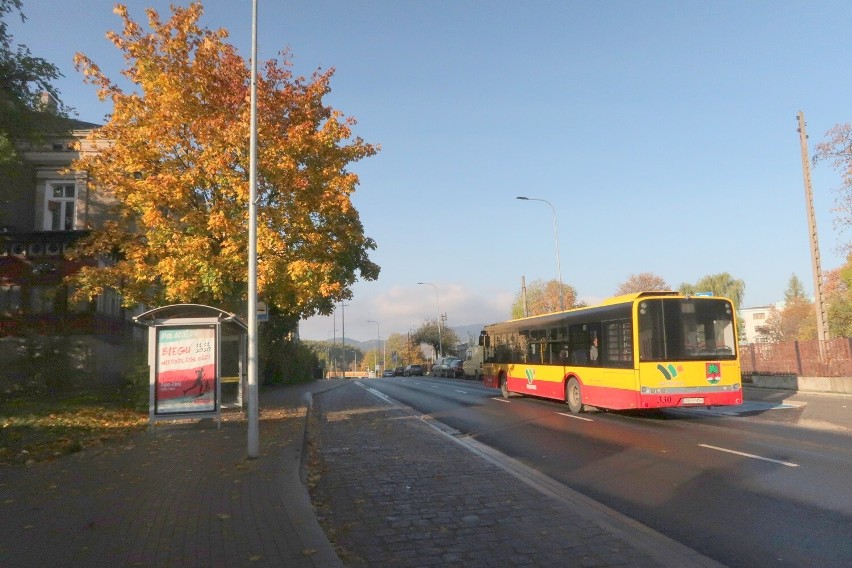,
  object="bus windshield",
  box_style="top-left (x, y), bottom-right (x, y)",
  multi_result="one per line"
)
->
top-left (638, 298), bottom-right (736, 362)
